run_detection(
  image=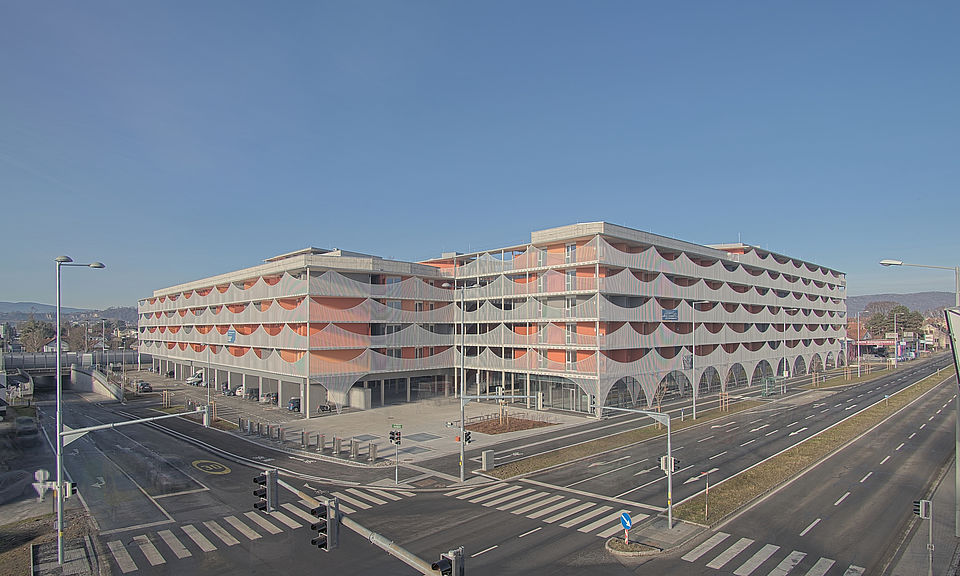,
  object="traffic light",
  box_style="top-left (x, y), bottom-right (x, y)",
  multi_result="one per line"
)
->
top-left (310, 498), bottom-right (340, 552)
top-left (431, 548), bottom-right (464, 576)
top-left (64, 482), bottom-right (78, 499)
top-left (659, 456), bottom-right (679, 473)
top-left (914, 499), bottom-right (931, 519)
top-left (389, 430), bottom-right (397, 444)
top-left (254, 469), bottom-right (278, 512)
top-left (464, 431), bottom-right (472, 444)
